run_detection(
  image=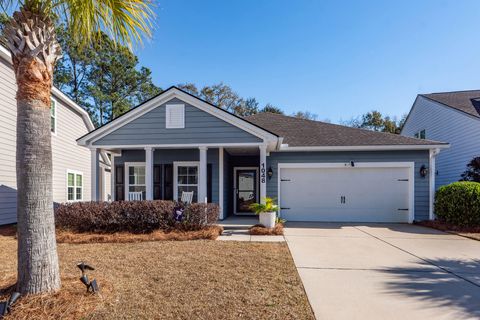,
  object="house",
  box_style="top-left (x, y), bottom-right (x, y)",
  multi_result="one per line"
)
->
top-left (0, 45), bottom-right (111, 225)
top-left (78, 86), bottom-right (448, 223)
top-left (401, 90), bottom-right (480, 189)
